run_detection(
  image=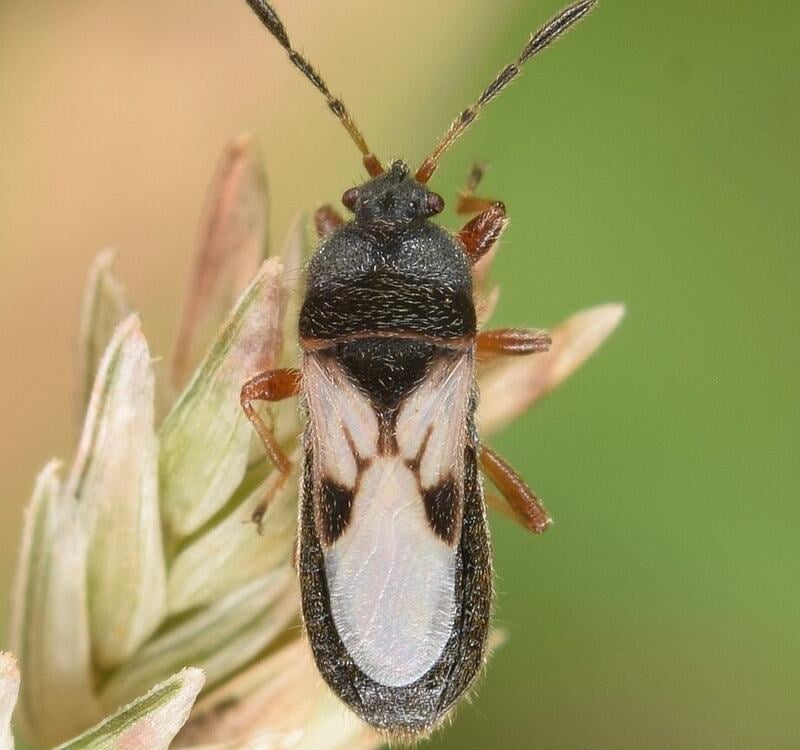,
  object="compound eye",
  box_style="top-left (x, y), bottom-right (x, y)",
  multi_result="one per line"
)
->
top-left (426, 192), bottom-right (445, 215)
top-left (341, 187), bottom-right (359, 211)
